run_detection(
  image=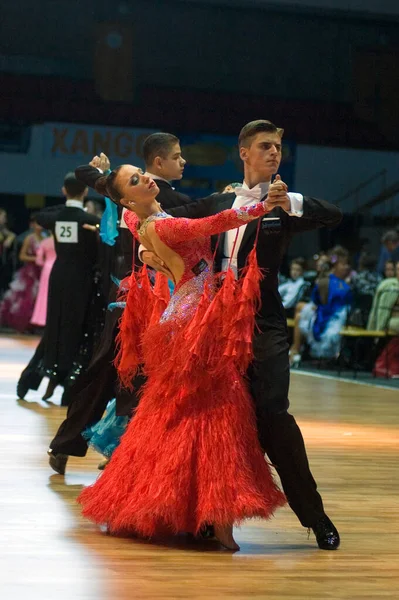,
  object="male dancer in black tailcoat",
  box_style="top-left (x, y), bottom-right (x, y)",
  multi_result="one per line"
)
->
top-left (141, 120), bottom-right (342, 551)
top-left (17, 174), bottom-right (102, 405)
